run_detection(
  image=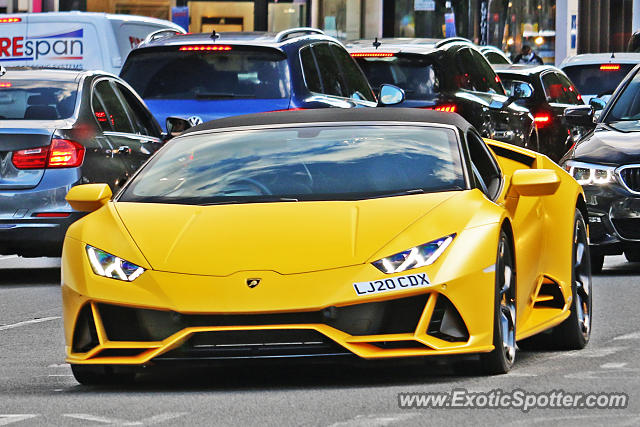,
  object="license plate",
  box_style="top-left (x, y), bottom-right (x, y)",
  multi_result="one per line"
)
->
top-left (353, 272), bottom-right (431, 296)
